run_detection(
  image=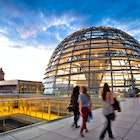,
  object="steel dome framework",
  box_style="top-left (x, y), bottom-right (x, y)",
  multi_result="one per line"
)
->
top-left (44, 26), bottom-right (140, 94)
